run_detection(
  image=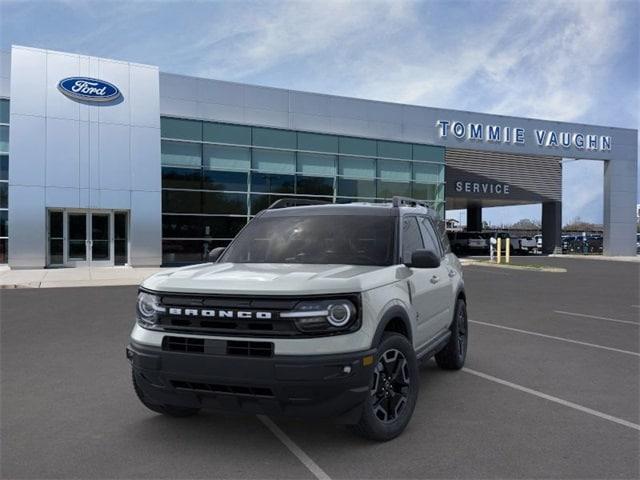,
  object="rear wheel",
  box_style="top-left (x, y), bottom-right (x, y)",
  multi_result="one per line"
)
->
top-left (350, 333), bottom-right (419, 441)
top-left (132, 370), bottom-right (200, 417)
top-left (435, 298), bottom-right (468, 370)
